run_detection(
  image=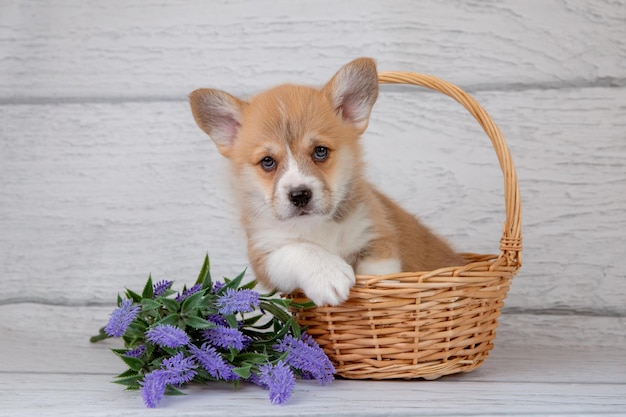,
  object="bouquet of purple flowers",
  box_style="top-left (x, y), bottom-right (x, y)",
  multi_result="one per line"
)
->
top-left (91, 254), bottom-right (335, 407)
